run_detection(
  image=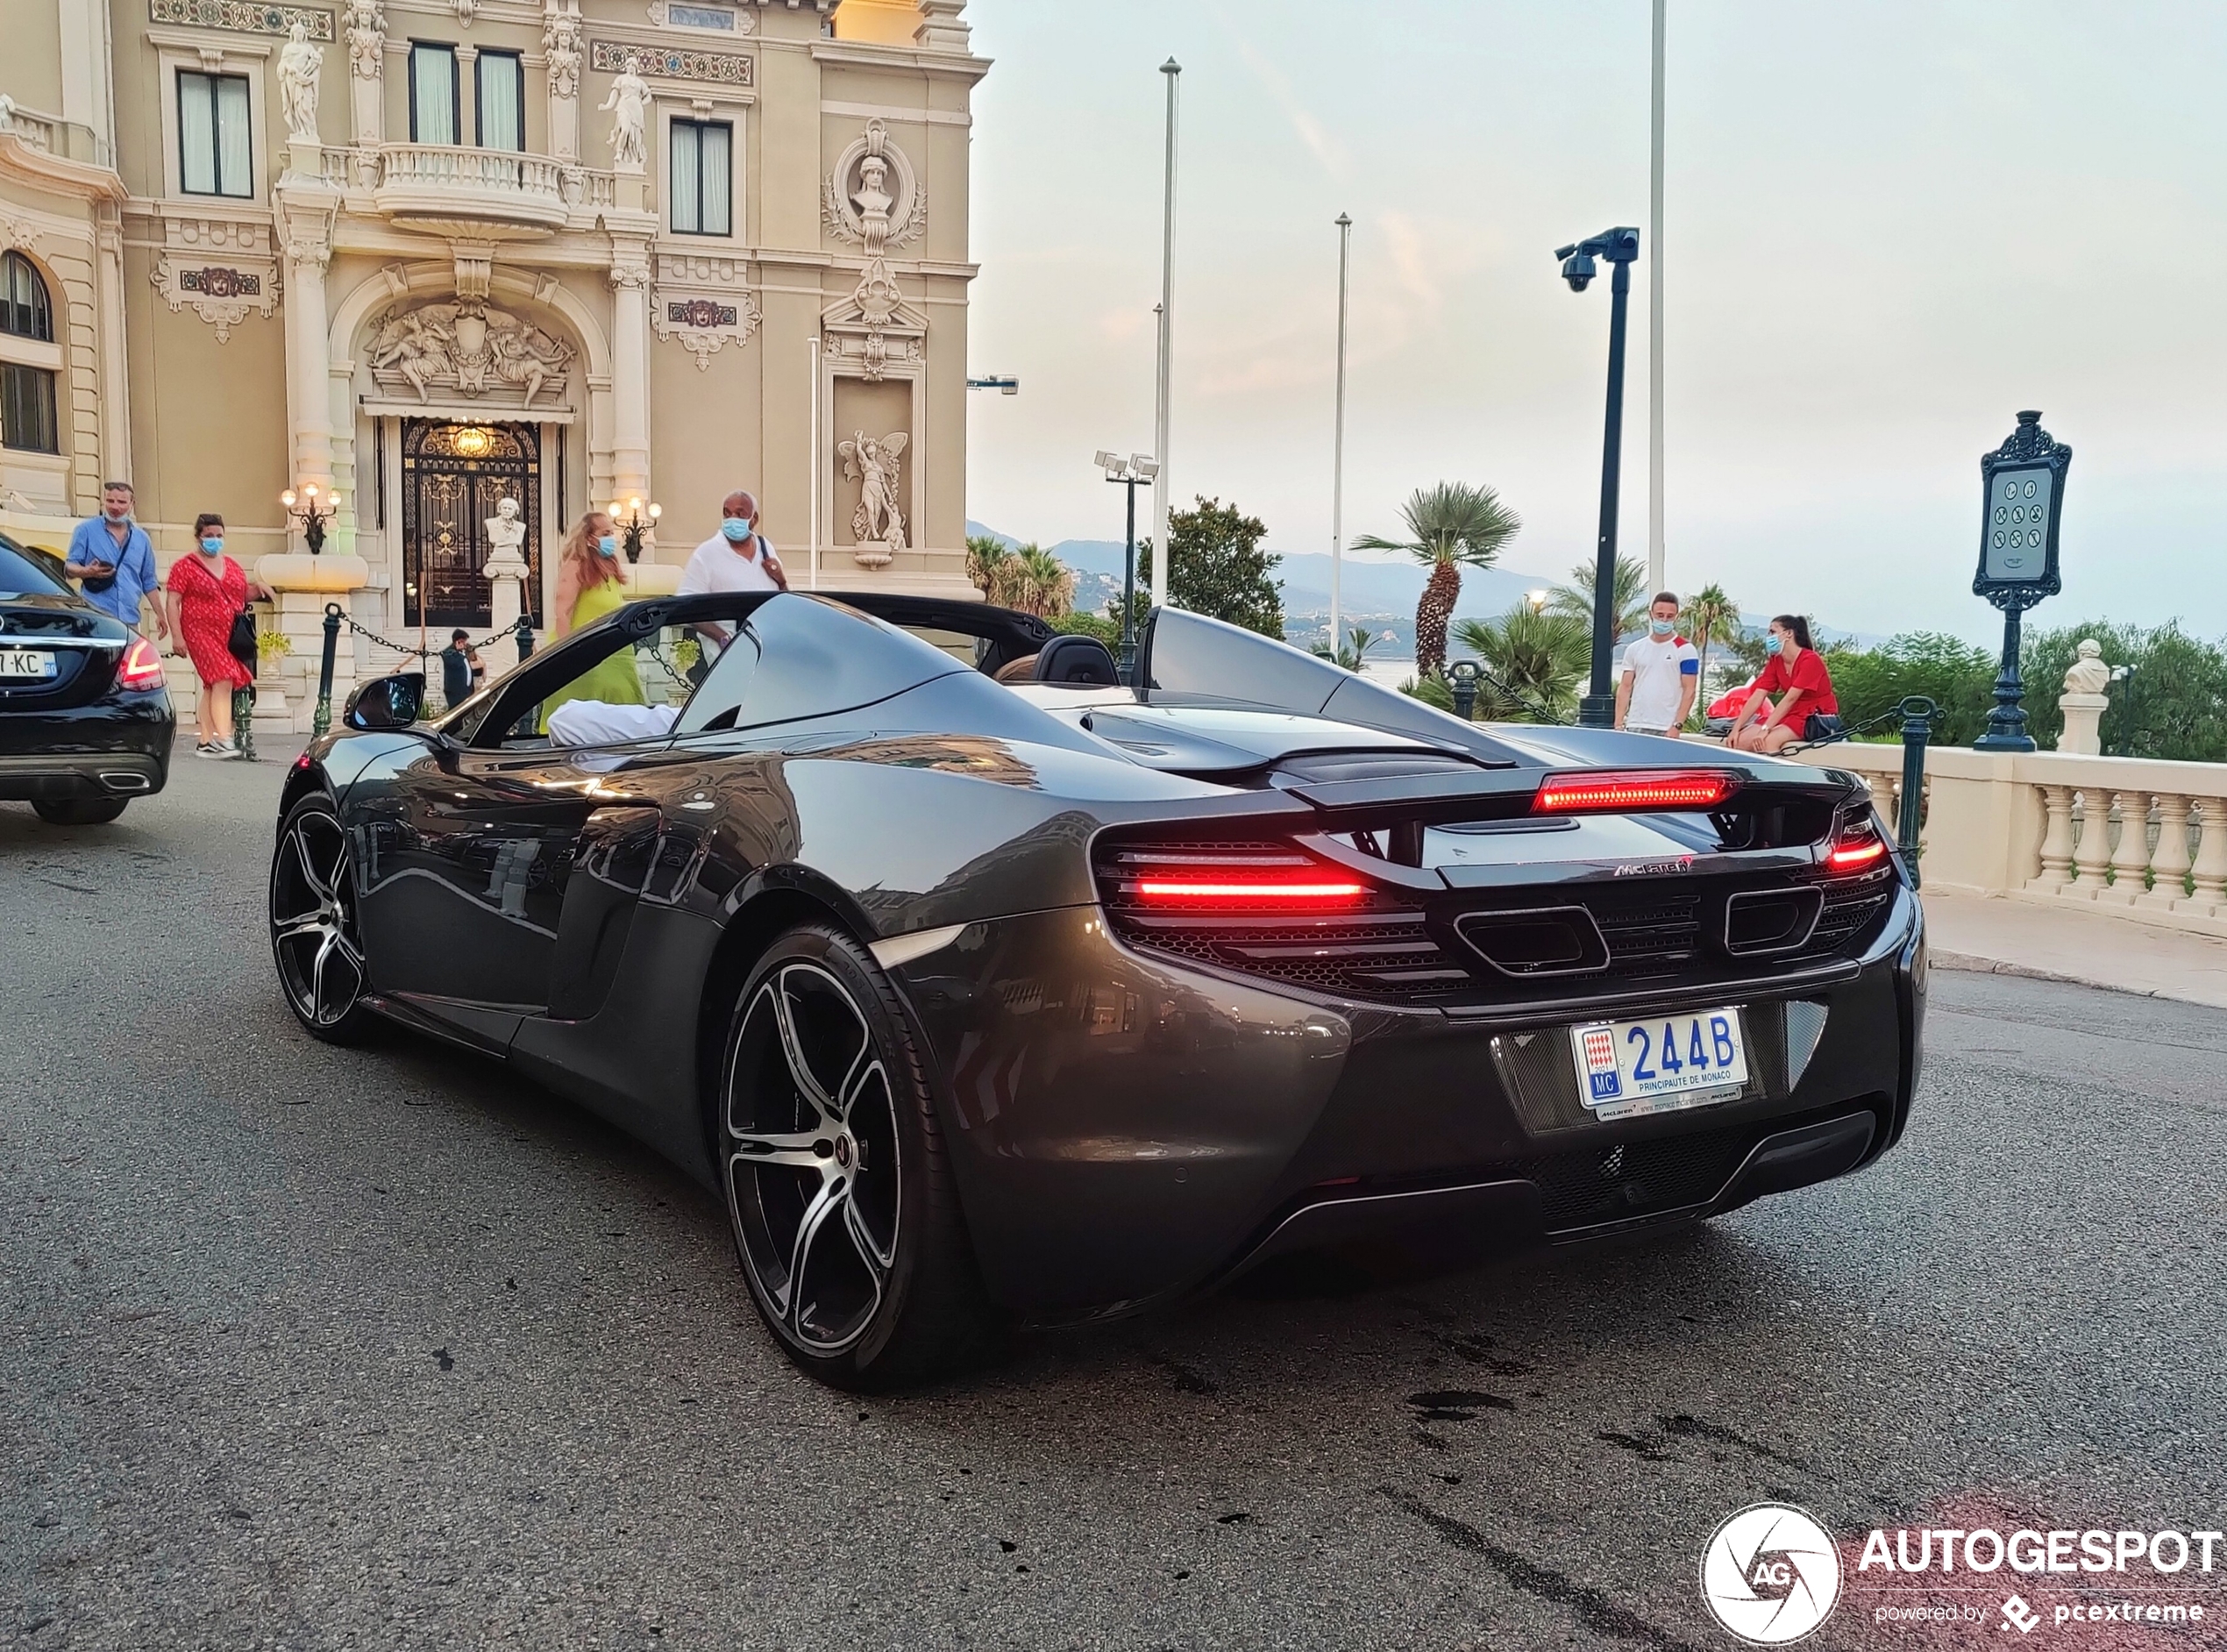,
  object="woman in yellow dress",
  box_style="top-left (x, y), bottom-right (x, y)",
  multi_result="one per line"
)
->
top-left (540, 509), bottom-right (646, 729)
